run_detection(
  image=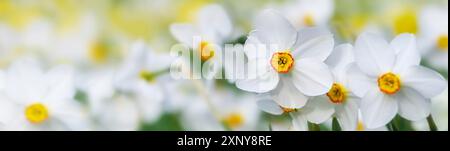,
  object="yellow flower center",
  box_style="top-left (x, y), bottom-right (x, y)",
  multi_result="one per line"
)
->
top-left (271, 51), bottom-right (295, 74)
top-left (303, 13), bottom-right (315, 27)
top-left (89, 41), bottom-right (109, 64)
top-left (223, 113), bottom-right (244, 129)
top-left (199, 41), bottom-right (215, 62)
top-left (357, 121), bottom-right (365, 131)
top-left (437, 34), bottom-right (448, 51)
top-left (378, 72), bottom-right (402, 95)
top-left (139, 70), bottom-right (157, 83)
top-left (281, 107), bottom-right (297, 114)
top-left (326, 83), bottom-right (348, 104)
top-left (25, 103), bottom-right (49, 124)
top-left (393, 9), bottom-right (418, 35)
